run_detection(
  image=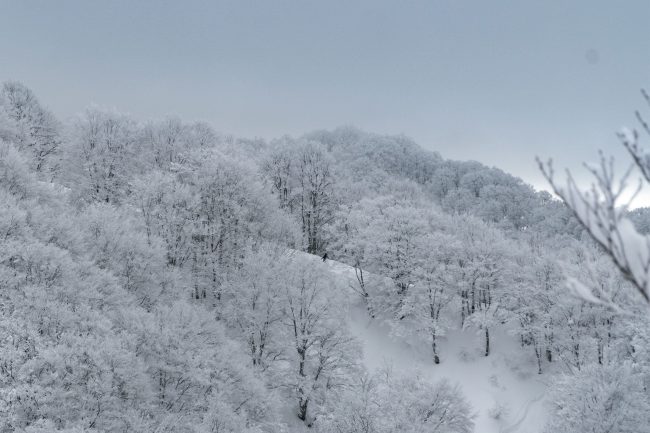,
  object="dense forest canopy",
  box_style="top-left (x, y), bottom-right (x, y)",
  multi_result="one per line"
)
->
top-left (1, 81), bottom-right (649, 432)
